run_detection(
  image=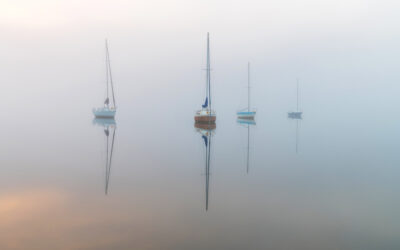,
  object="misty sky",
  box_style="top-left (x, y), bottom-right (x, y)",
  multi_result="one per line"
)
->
top-left (1, 0), bottom-right (400, 119)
